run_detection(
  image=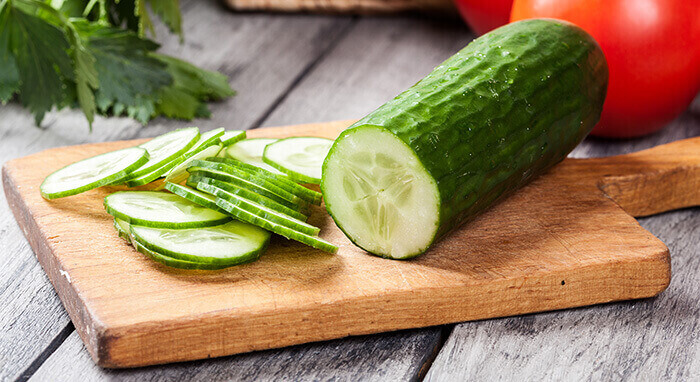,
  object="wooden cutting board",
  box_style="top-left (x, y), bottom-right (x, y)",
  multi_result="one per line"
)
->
top-left (3, 120), bottom-right (700, 368)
